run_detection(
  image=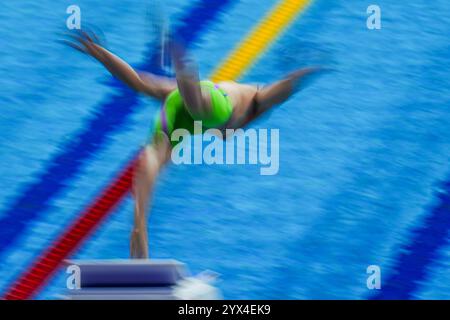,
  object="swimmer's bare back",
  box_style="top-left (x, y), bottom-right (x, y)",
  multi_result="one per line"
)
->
top-left (215, 81), bottom-right (257, 127)
top-left (217, 67), bottom-right (322, 132)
